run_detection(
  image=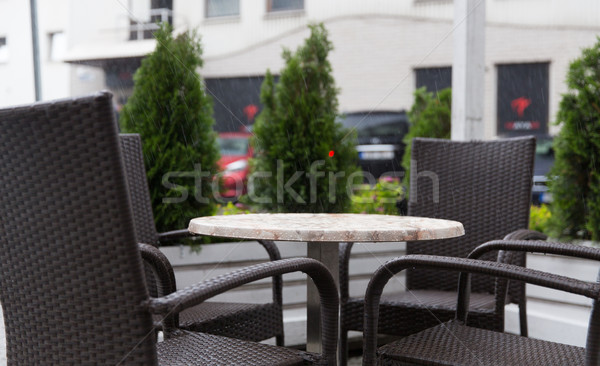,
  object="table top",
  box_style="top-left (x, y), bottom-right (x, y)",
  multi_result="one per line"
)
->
top-left (188, 213), bottom-right (464, 242)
